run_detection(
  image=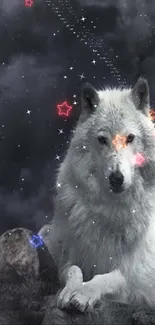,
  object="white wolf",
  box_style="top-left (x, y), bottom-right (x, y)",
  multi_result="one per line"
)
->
top-left (39, 78), bottom-right (155, 312)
